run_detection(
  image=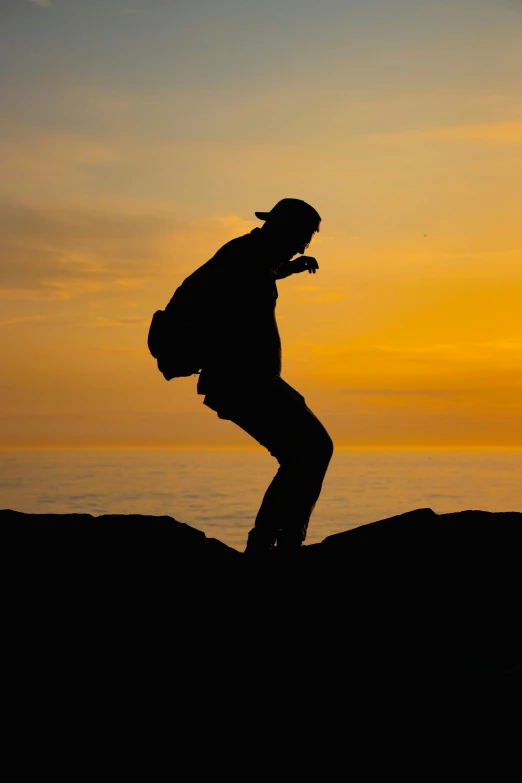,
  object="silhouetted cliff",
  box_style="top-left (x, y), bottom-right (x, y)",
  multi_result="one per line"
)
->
top-left (17, 507), bottom-right (521, 675)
